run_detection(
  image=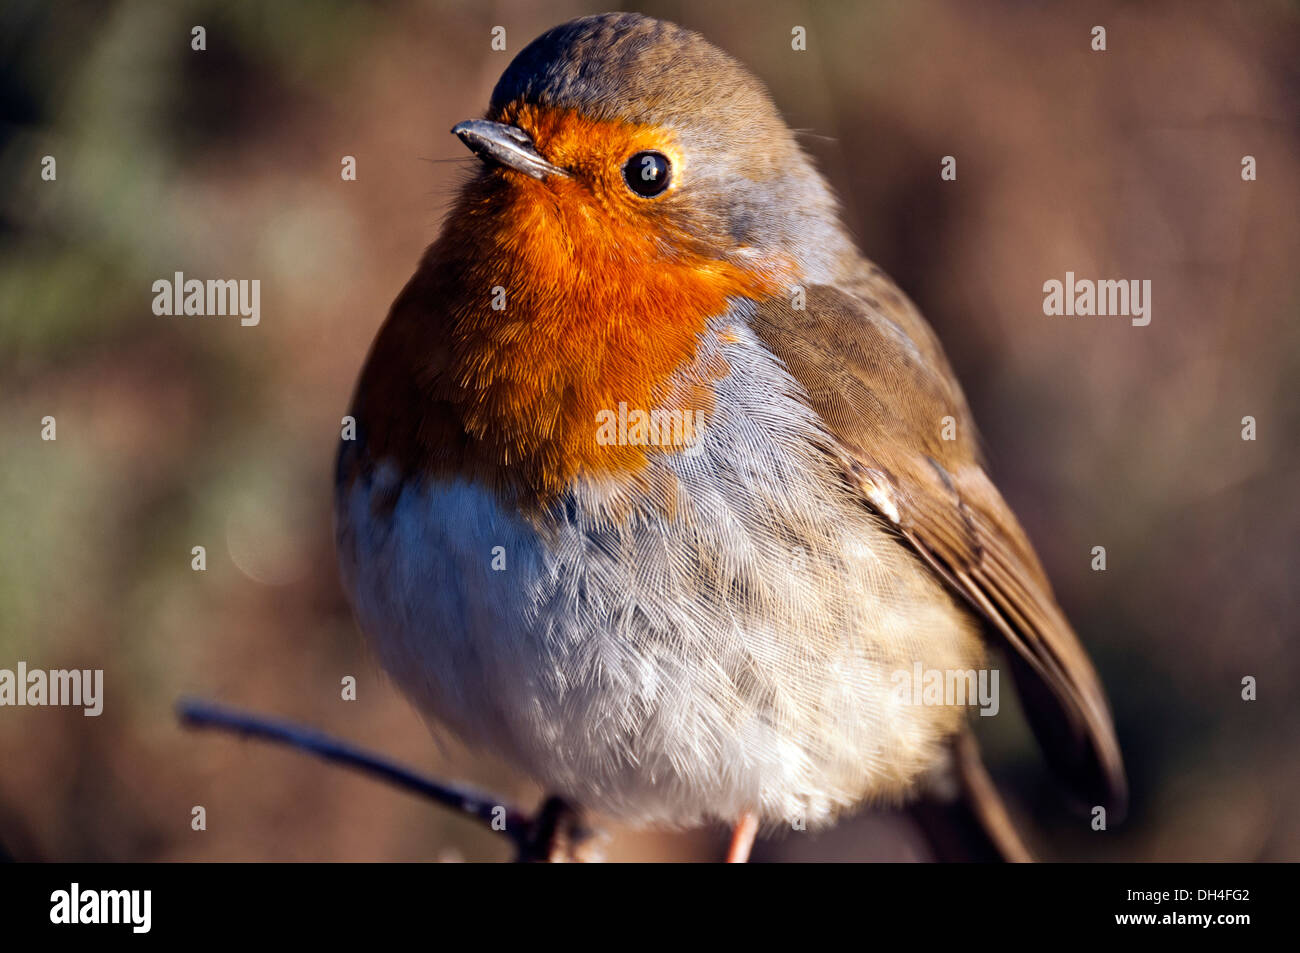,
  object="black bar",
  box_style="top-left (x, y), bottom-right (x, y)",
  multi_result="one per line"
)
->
top-left (0, 861), bottom-right (1276, 941)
